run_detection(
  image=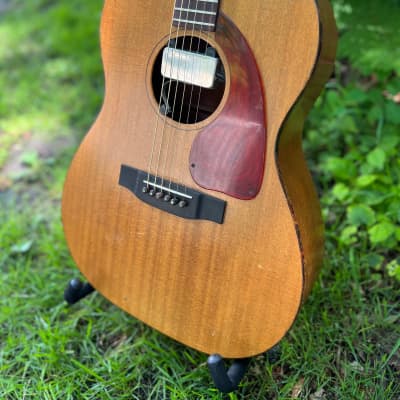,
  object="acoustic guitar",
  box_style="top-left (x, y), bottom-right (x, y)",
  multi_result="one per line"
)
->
top-left (62, 0), bottom-right (337, 358)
